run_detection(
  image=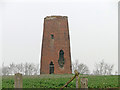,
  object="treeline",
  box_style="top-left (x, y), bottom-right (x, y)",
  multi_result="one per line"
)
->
top-left (72, 60), bottom-right (117, 75)
top-left (1, 60), bottom-right (118, 75)
top-left (2, 63), bottom-right (40, 75)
